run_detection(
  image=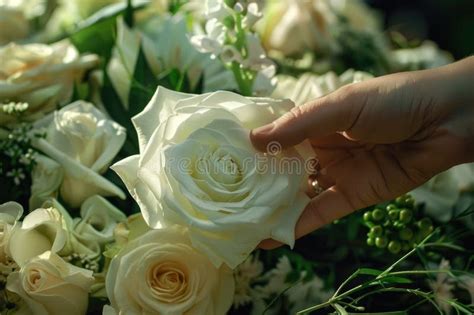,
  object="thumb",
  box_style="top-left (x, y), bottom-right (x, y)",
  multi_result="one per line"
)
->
top-left (250, 85), bottom-right (363, 151)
